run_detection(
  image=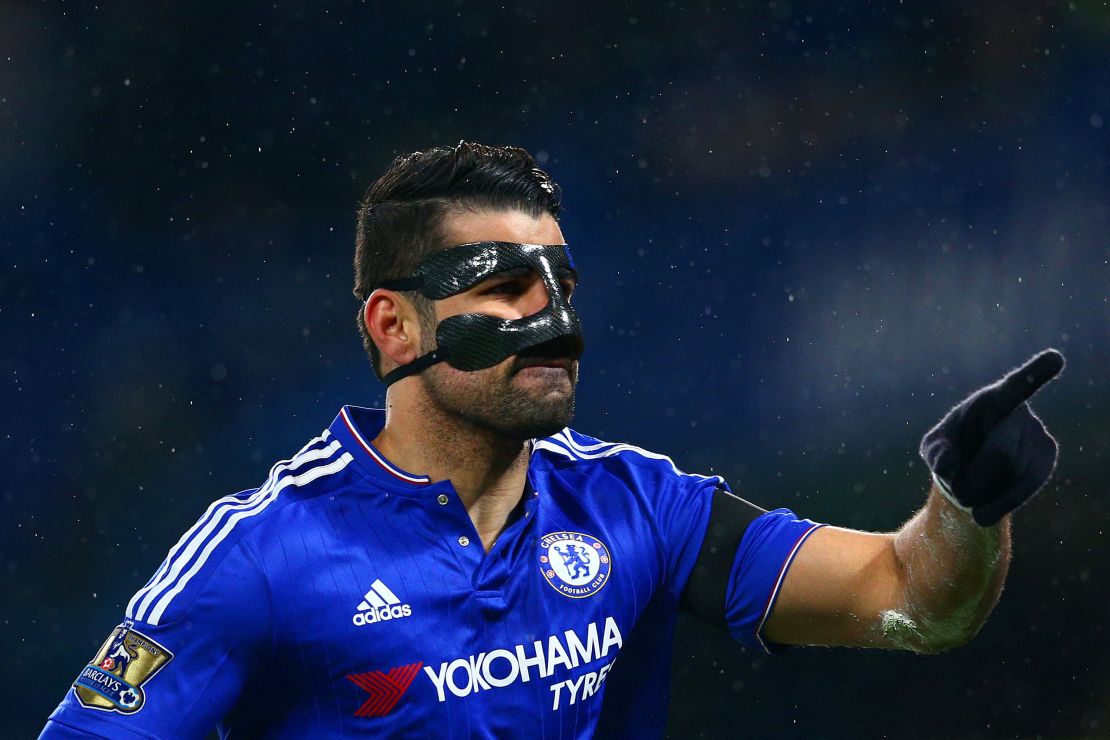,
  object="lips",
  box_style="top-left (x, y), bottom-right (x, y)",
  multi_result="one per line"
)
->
top-left (513, 335), bottom-right (584, 373)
